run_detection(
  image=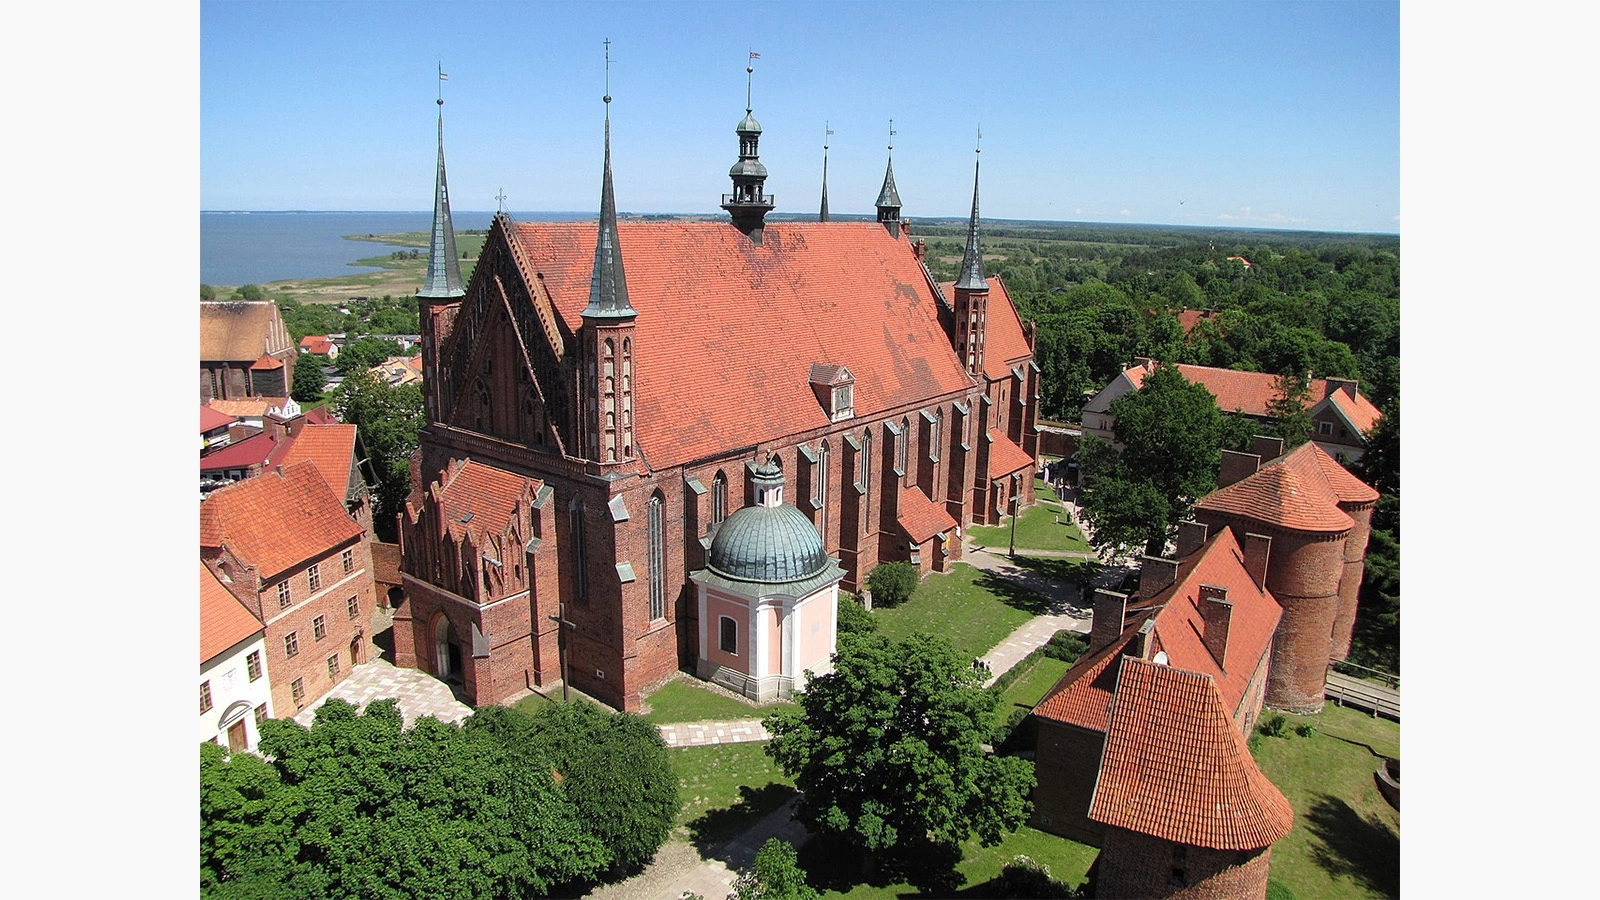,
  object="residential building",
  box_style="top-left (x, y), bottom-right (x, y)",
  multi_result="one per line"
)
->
top-left (201, 461), bottom-right (377, 716)
top-left (298, 335), bottom-right (338, 358)
top-left (200, 561), bottom-right (274, 753)
top-left (394, 89), bottom-right (1038, 711)
top-left (1083, 360), bottom-right (1381, 462)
